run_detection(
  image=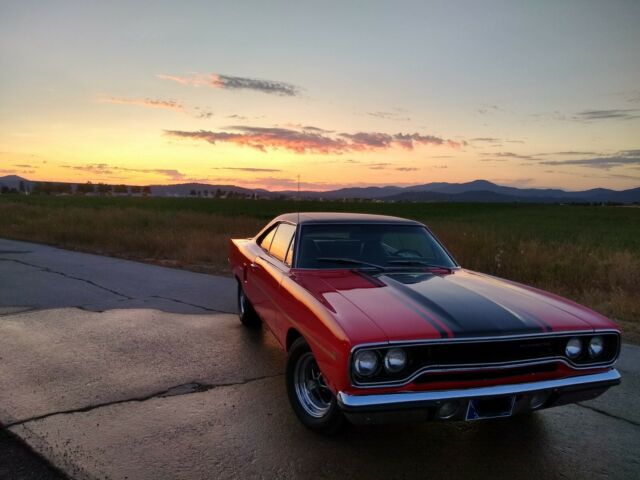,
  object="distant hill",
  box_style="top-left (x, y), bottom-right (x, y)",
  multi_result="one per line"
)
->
top-left (1, 175), bottom-right (639, 203)
top-left (0, 175), bottom-right (29, 189)
top-left (303, 179), bottom-right (640, 203)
